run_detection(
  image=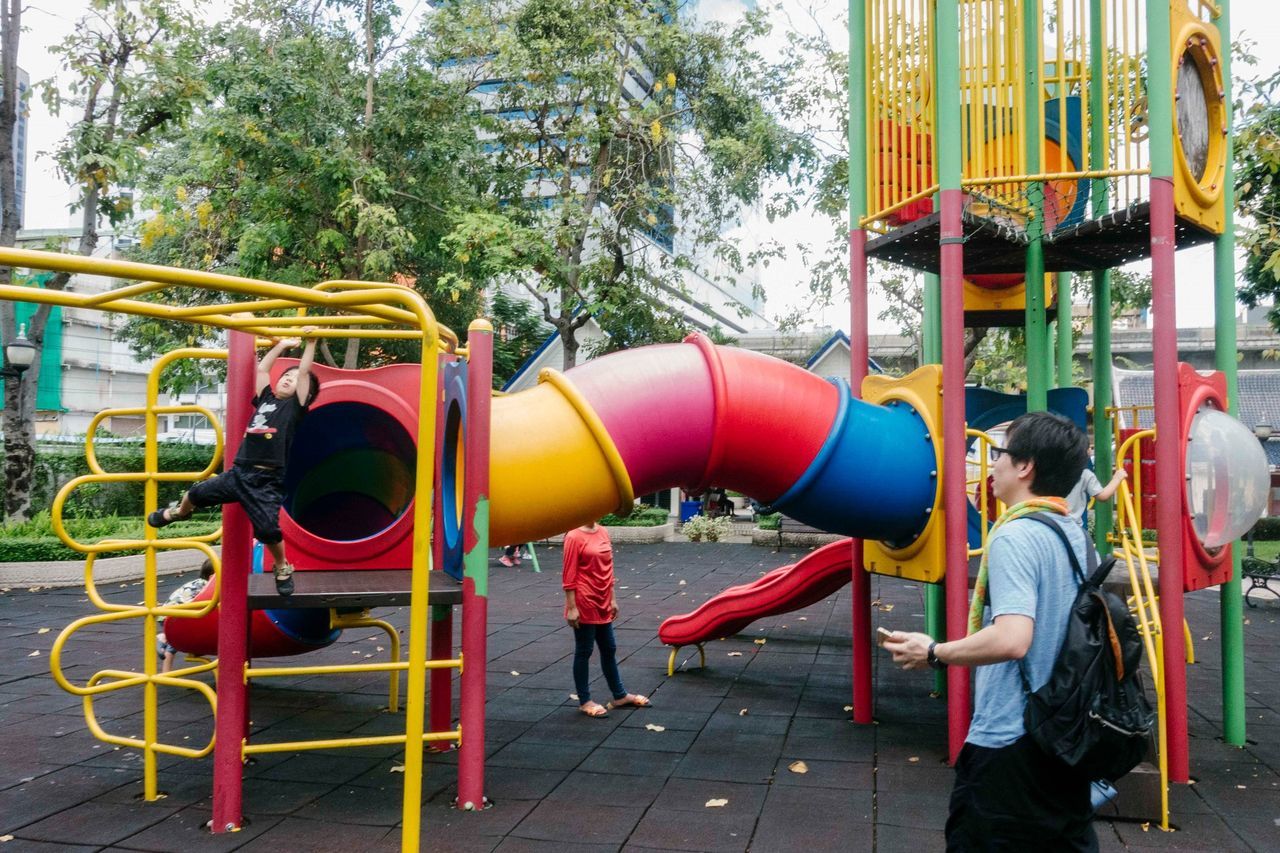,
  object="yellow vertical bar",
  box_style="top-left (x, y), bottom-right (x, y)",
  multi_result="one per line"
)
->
top-left (867, 0), bottom-right (876, 220)
top-left (907, 0), bottom-right (917, 201)
top-left (400, 319), bottom-right (439, 852)
top-left (142, 364), bottom-right (160, 801)
top-left (889, 0), bottom-right (900, 211)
